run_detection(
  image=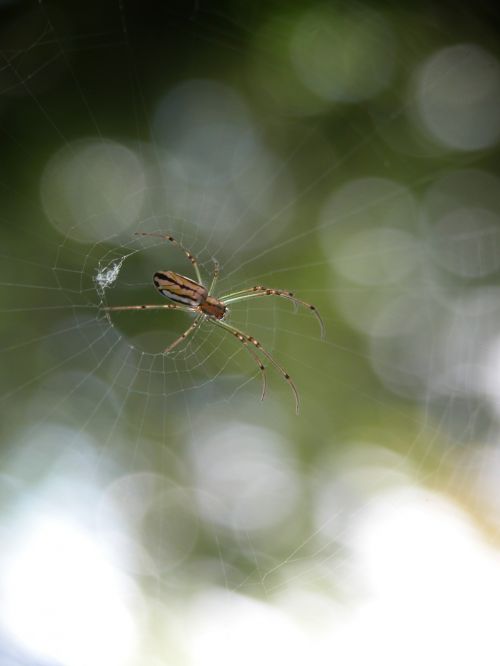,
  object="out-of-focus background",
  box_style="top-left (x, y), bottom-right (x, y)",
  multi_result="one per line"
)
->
top-left (2, 1), bottom-right (500, 664)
